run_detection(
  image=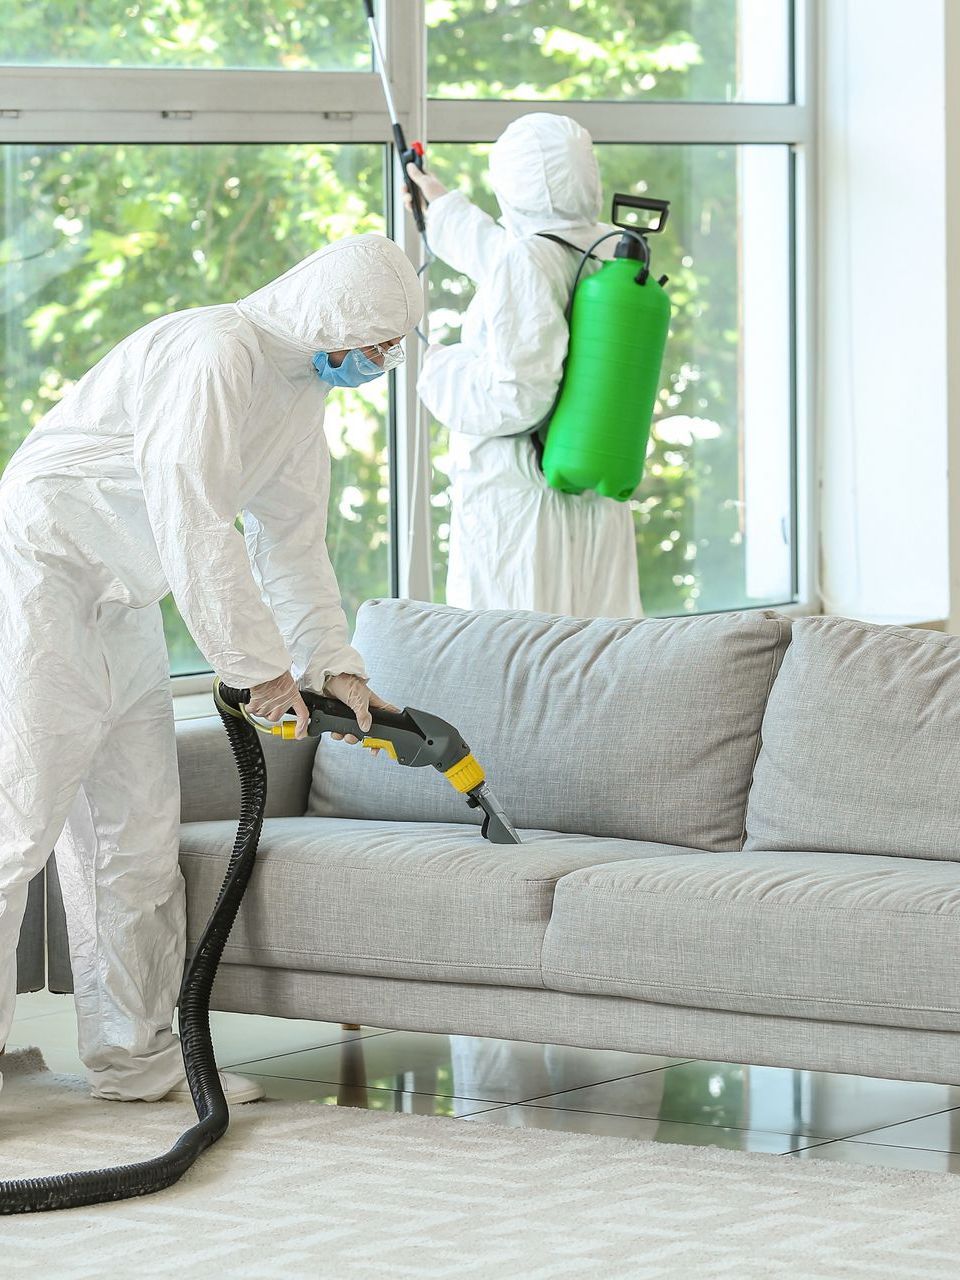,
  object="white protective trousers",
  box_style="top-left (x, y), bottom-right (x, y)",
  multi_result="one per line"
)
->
top-left (0, 497), bottom-right (185, 1098)
top-left (0, 234), bottom-right (422, 1098)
